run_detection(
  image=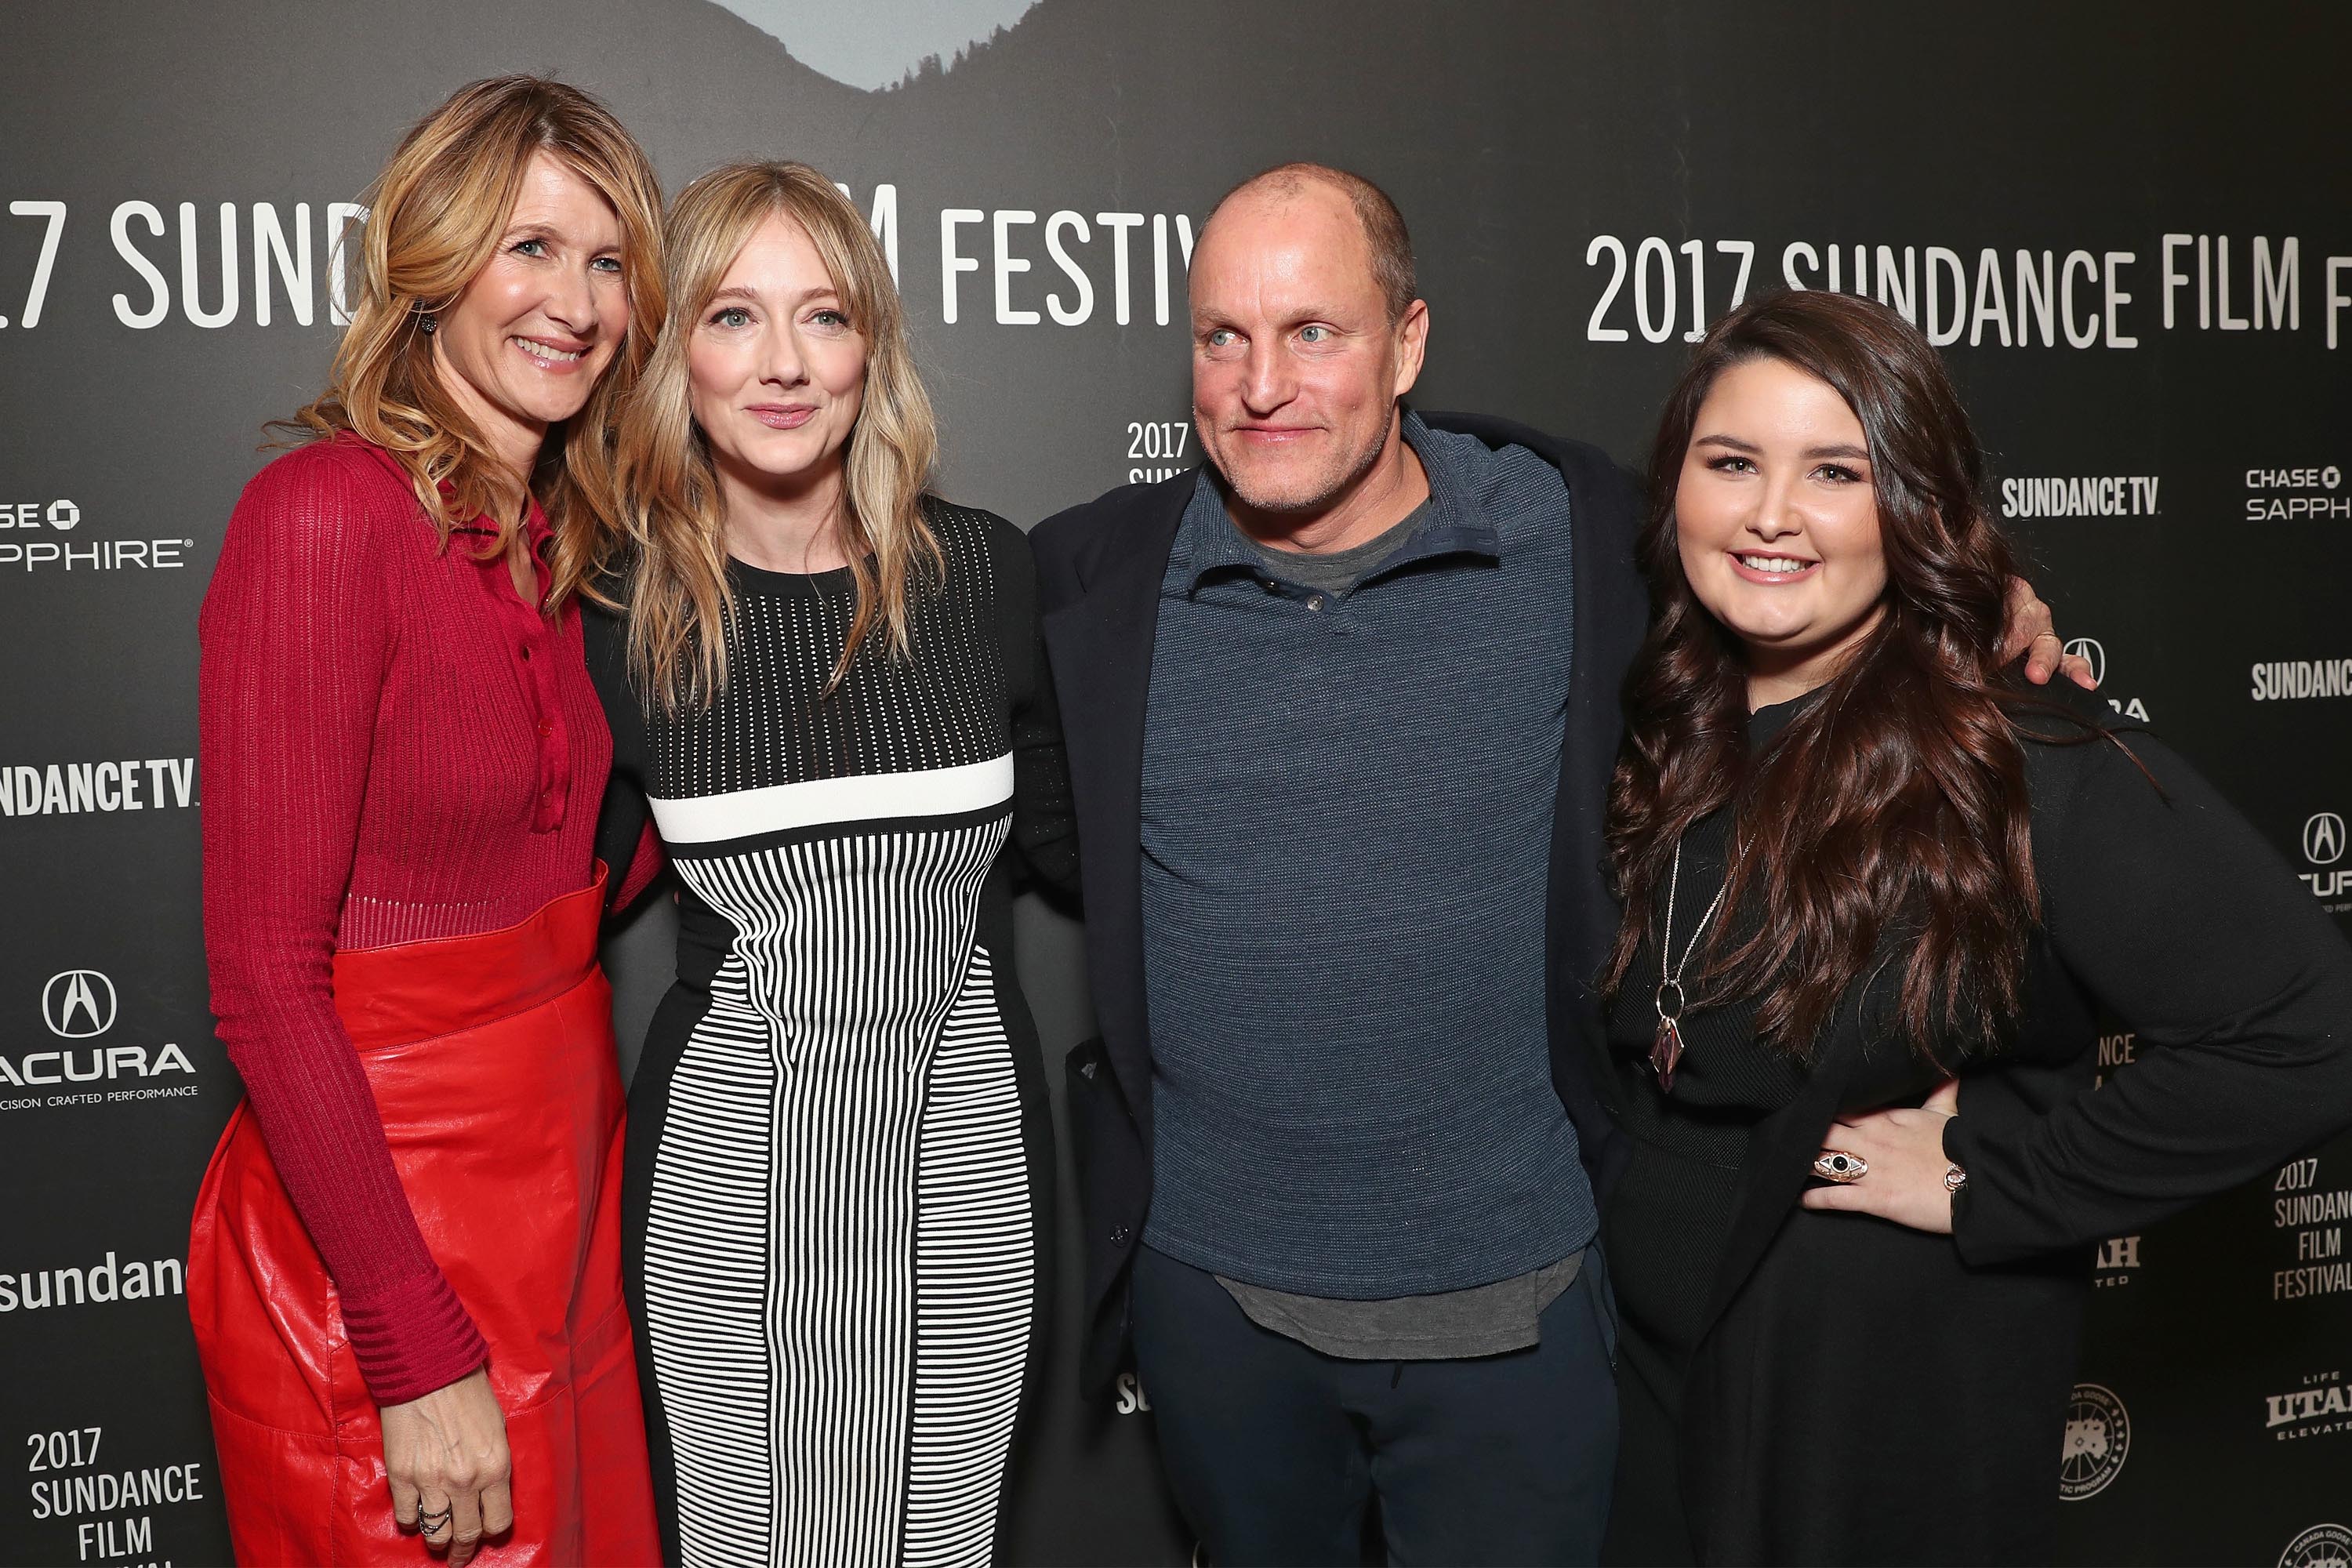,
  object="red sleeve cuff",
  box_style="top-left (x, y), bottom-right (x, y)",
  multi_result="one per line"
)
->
top-left (614, 820), bottom-right (665, 911)
top-left (341, 1267), bottom-right (489, 1406)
